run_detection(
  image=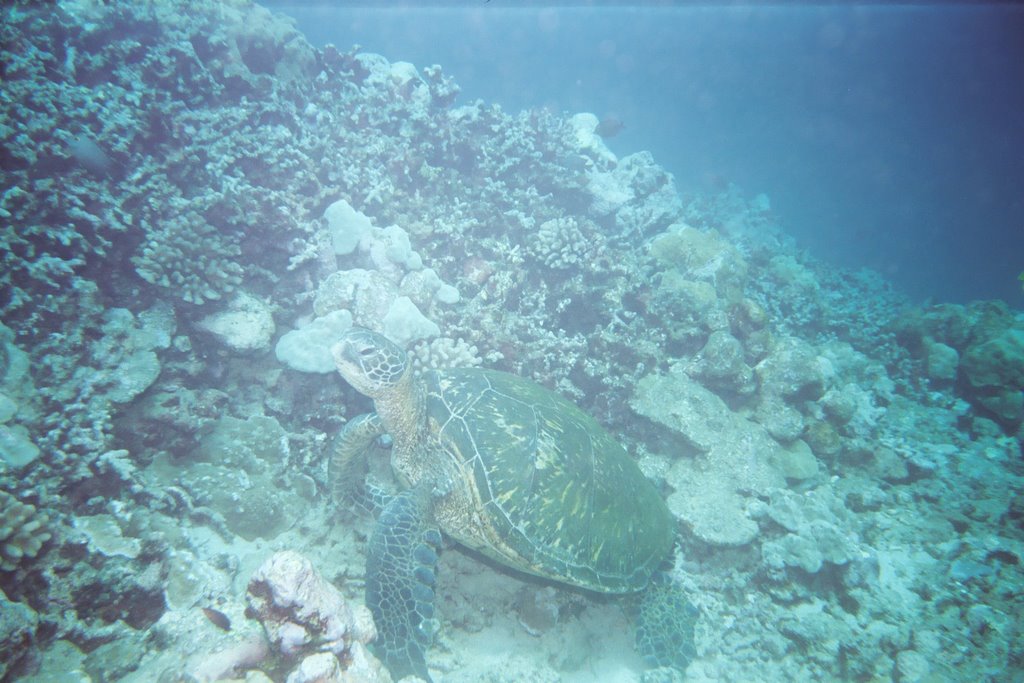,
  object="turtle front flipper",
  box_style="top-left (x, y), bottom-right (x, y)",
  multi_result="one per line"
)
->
top-left (329, 412), bottom-right (386, 514)
top-left (366, 486), bottom-right (442, 683)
